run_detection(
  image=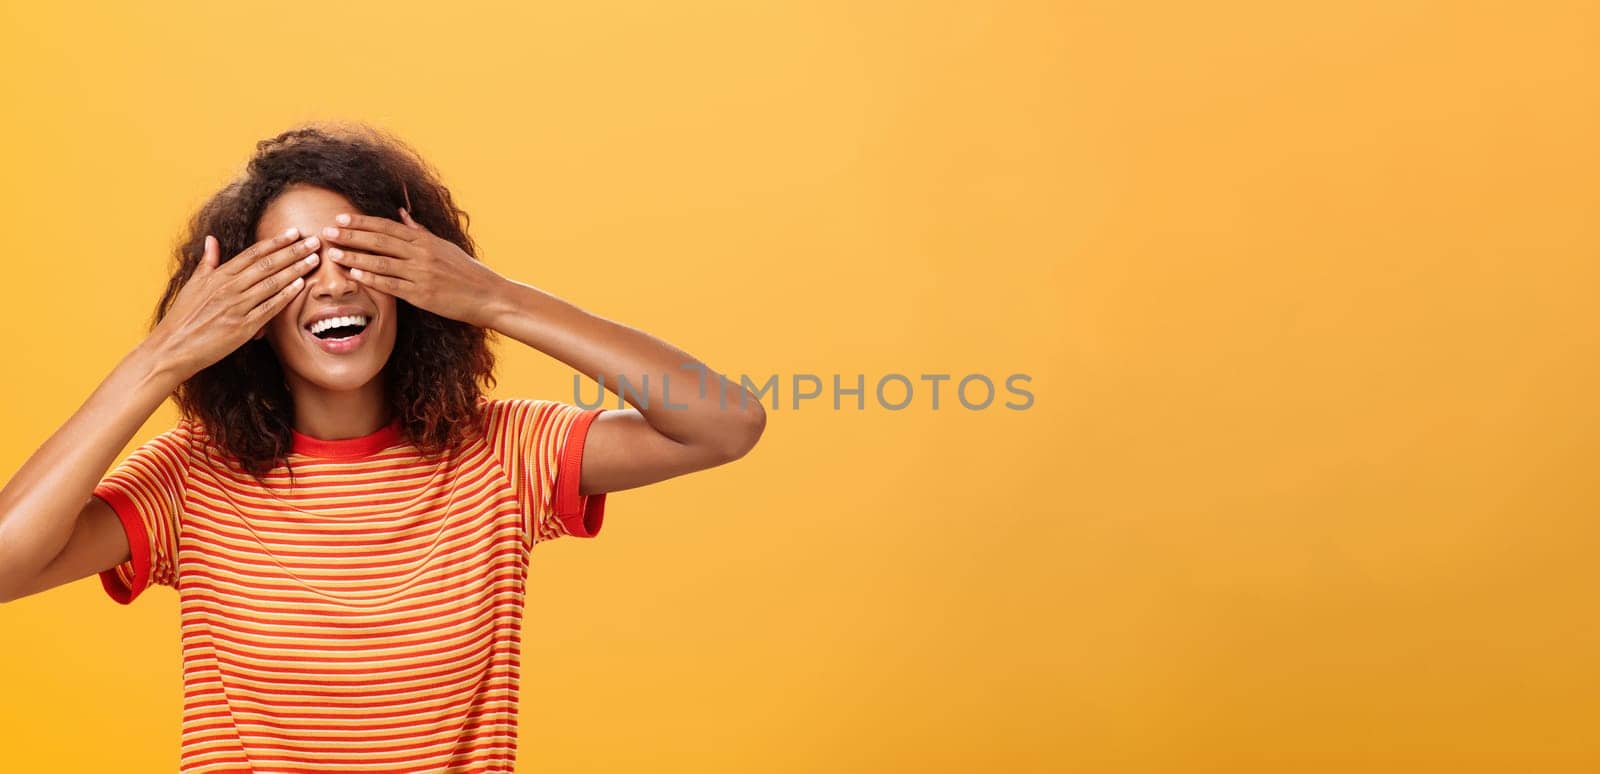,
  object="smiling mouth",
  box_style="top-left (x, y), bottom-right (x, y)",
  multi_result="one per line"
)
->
top-left (312, 323), bottom-right (367, 340)
top-left (303, 314), bottom-right (374, 354)
top-left (306, 315), bottom-right (371, 341)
